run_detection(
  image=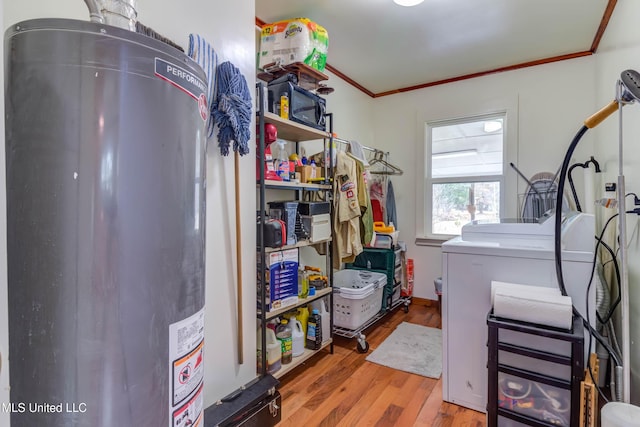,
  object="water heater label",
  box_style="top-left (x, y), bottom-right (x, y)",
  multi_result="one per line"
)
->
top-left (172, 339), bottom-right (204, 405)
top-left (155, 58), bottom-right (207, 109)
top-left (172, 383), bottom-right (203, 427)
top-left (169, 308), bottom-right (205, 426)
